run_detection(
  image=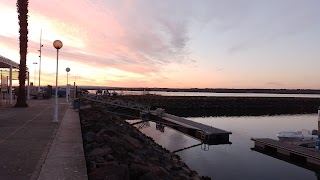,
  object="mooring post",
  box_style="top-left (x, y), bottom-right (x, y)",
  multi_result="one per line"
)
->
top-left (318, 106), bottom-right (320, 135)
top-left (317, 106), bottom-right (320, 151)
